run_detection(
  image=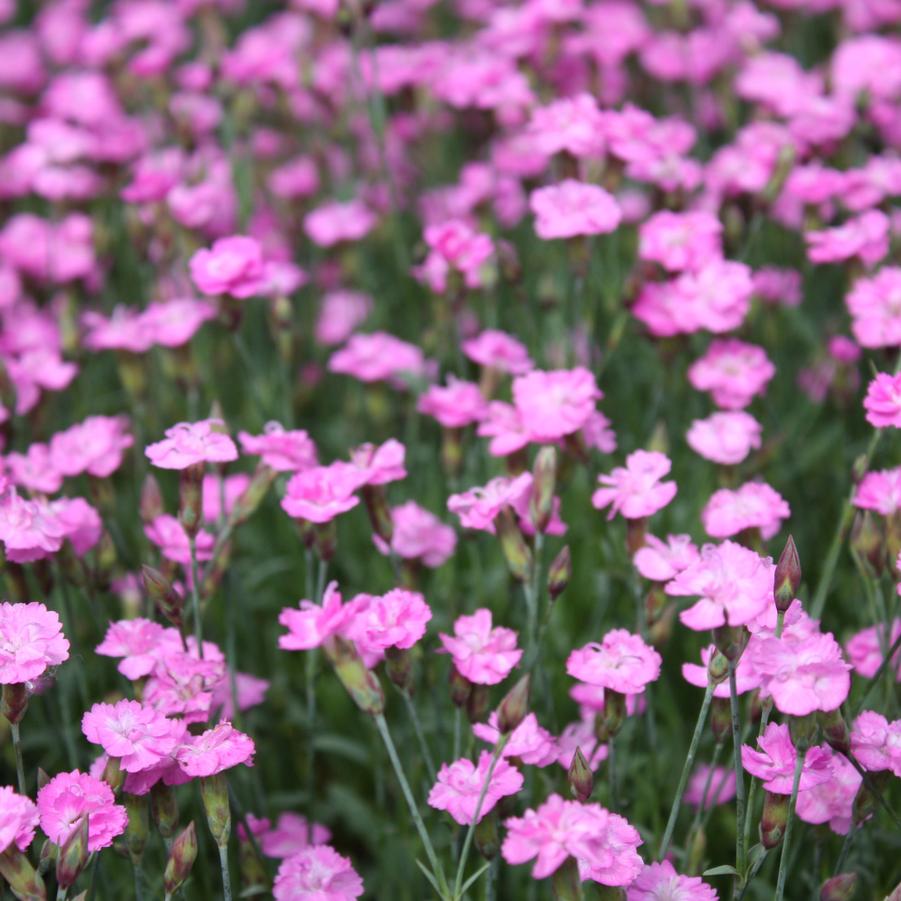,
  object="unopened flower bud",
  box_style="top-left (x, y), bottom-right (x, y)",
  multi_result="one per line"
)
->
top-left (324, 636), bottom-right (385, 716)
top-left (710, 698), bottom-right (731, 744)
top-left (497, 675), bottom-right (530, 734)
top-left (200, 773), bottom-right (231, 849)
top-left (385, 646), bottom-right (413, 693)
top-left (707, 649), bottom-right (729, 685)
top-left (713, 625), bottom-right (749, 663)
top-left (596, 689), bottom-right (626, 741)
top-left (448, 666), bottom-right (472, 708)
top-left (547, 546), bottom-right (571, 601)
top-left (141, 565), bottom-right (183, 629)
top-left (164, 821), bottom-right (198, 896)
top-left (567, 747), bottom-right (593, 802)
top-left (0, 847), bottom-right (48, 900)
top-left (56, 815), bottom-right (89, 889)
top-left (820, 873), bottom-right (858, 901)
top-left (102, 755), bottom-right (123, 792)
top-left (496, 506), bottom-right (532, 582)
top-left (774, 535), bottom-right (801, 613)
top-left (760, 791), bottom-right (789, 849)
top-left (140, 474), bottom-right (164, 523)
top-left (790, 712), bottom-right (818, 751)
top-left (818, 708), bottom-right (850, 755)
top-left (125, 794), bottom-right (149, 865)
top-left (179, 462), bottom-right (205, 537)
top-left (441, 428), bottom-right (463, 477)
top-left (529, 446), bottom-right (557, 534)
top-left (151, 783), bottom-right (179, 843)
top-left (39, 837), bottom-right (56, 874)
top-left (851, 511), bottom-right (885, 574)
top-left (314, 520), bottom-right (337, 563)
top-left (2, 682), bottom-right (29, 724)
top-left (474, 811), bottom-right (499, 860)
top-left (228, 465), bottom-right (276, 528)
top-left (466, 684), bottom-right (490, 723)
